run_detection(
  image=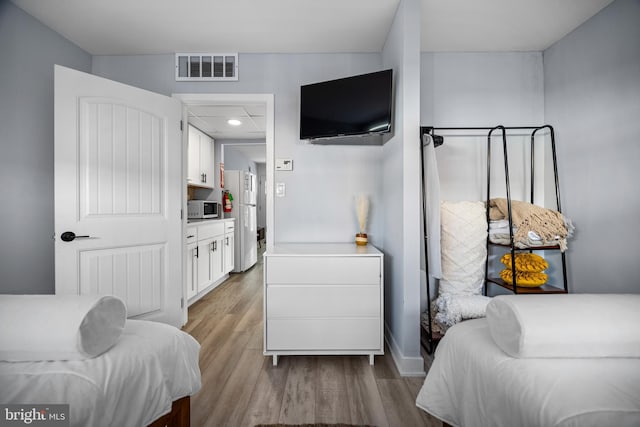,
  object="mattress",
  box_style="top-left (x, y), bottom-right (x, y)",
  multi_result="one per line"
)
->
top-left (416, 319), bottom-right (640, 427)
top-left (0, 320), bottom-right (201, 427)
